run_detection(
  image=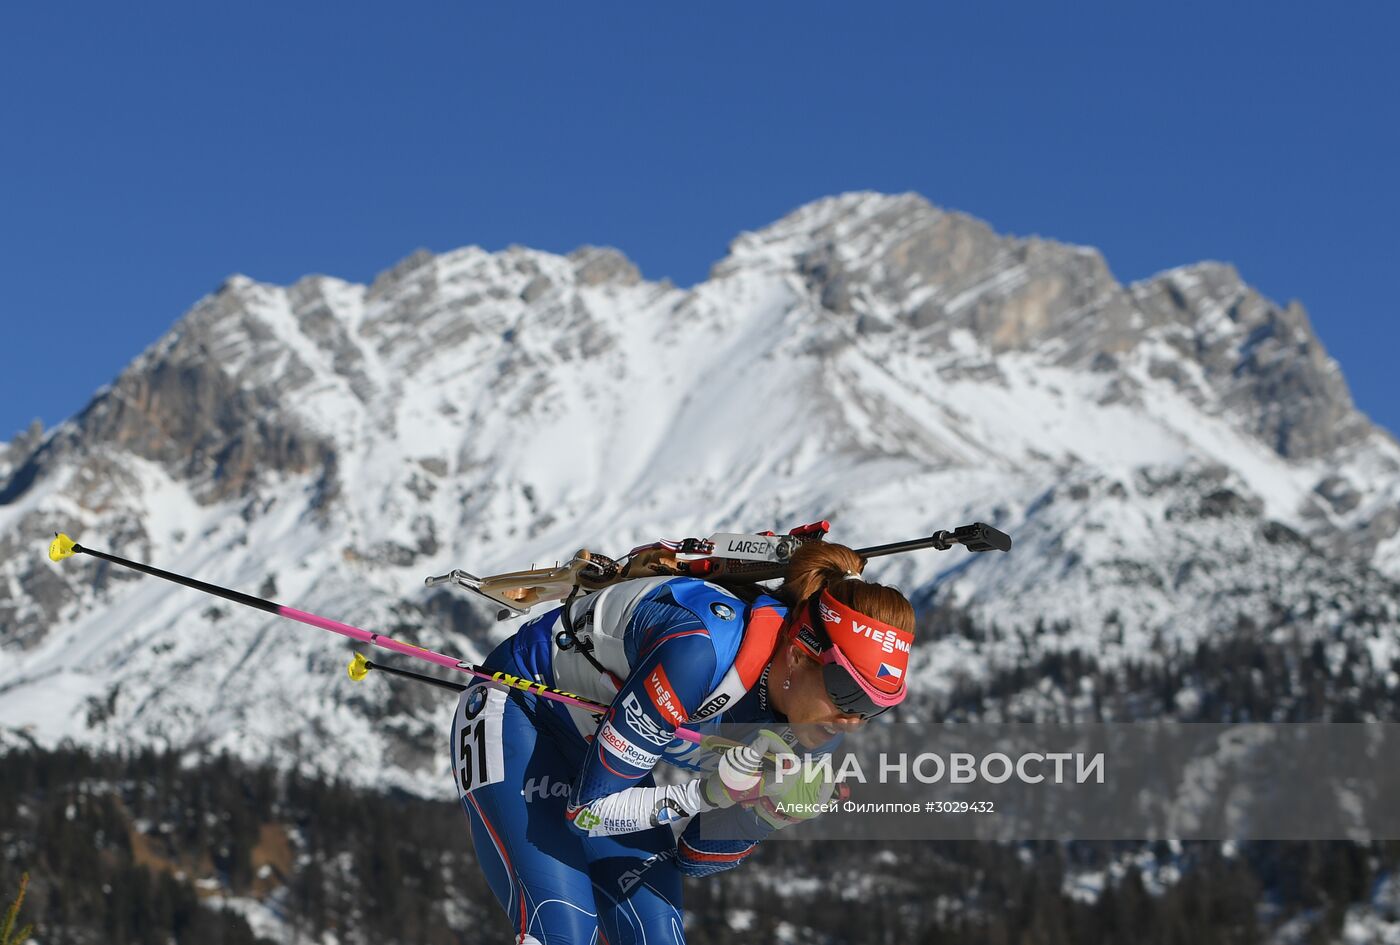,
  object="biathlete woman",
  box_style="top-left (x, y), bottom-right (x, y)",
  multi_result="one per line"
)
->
top-left (449, 542), bottom-right (917, 944)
